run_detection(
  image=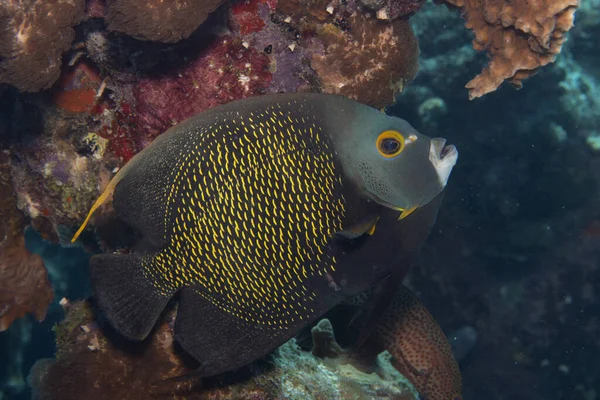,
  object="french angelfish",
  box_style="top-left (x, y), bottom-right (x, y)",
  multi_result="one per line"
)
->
top-left (72, 93), bottom-right (458, 377)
